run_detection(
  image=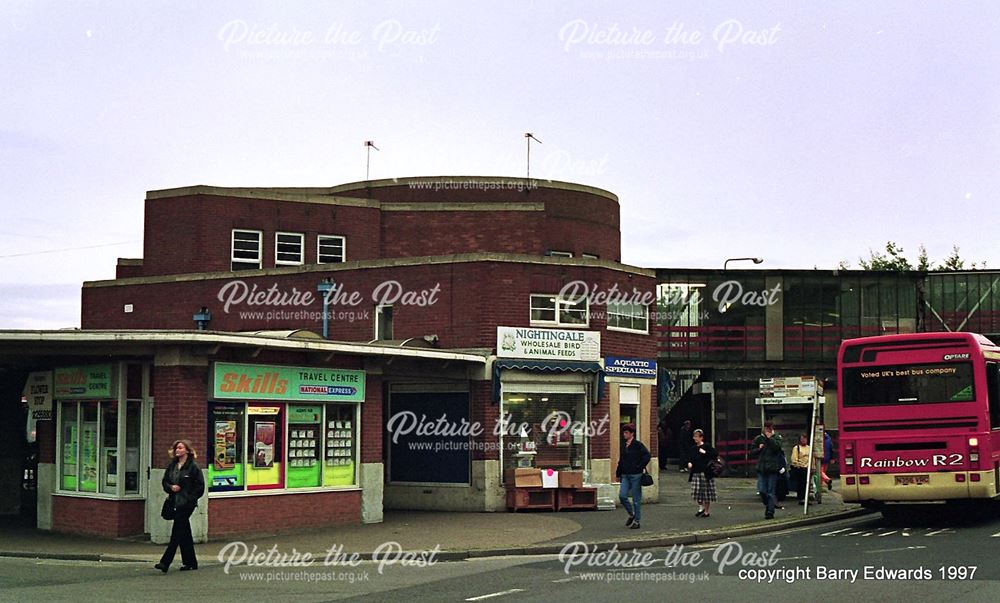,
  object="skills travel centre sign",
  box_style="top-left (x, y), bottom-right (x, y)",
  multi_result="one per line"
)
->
top-left (496, 327), bottom-right (601, 361)
top-left (212, 363), bottom-right (365, 402)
